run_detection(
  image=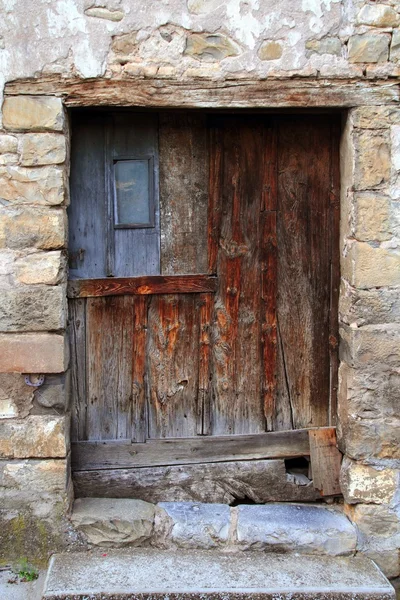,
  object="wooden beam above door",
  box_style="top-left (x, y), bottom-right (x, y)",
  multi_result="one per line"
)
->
top-left (67, 274), bottom-right (218, 298)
